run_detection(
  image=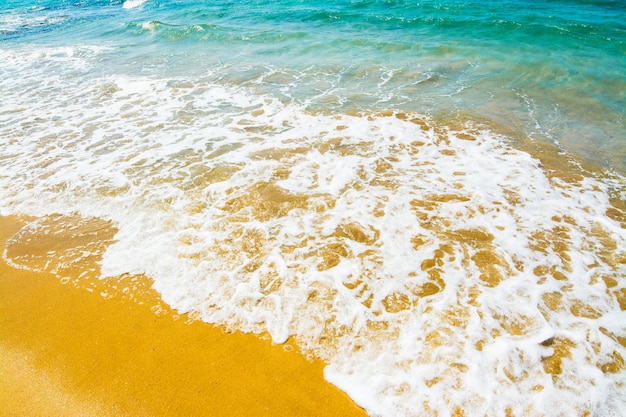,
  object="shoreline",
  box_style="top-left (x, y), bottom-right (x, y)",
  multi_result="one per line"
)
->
top-left (0, 214), bottom-right (367, 417)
